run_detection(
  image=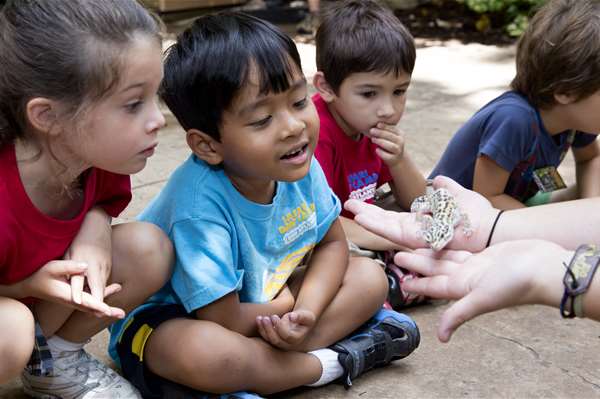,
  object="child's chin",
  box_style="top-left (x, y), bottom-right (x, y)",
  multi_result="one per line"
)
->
top-left (279, 164), bottom-right (311, 182)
